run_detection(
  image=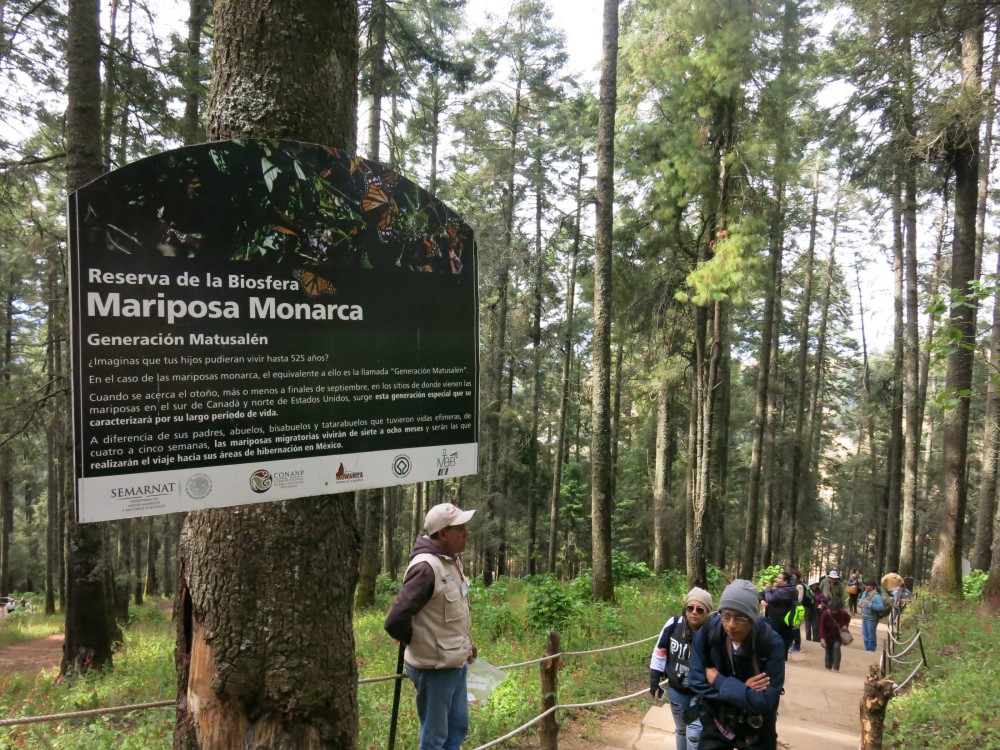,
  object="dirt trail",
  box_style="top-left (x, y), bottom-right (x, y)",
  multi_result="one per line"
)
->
top-left (0, 633), bottom-right (63, 675)
top-left (544, 612), bottom-right (886, 750)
